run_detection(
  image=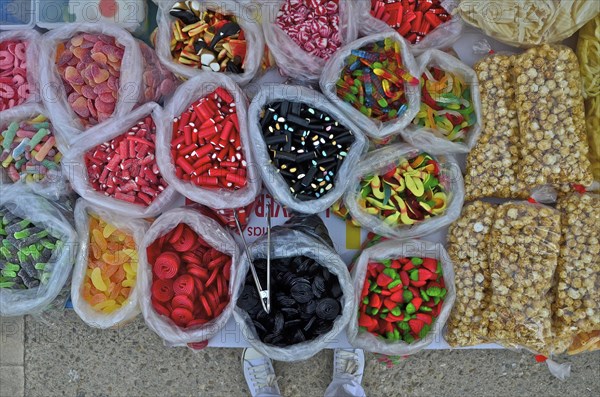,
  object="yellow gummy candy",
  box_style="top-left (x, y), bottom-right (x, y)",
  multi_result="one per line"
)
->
top-left (92, 229), bottom-right (107, 251)
top-left (103, 222), bottom-right (117, 238)
top-left (123, 262), bottom-right (136, 277)
top-left (91, 267), bottom-right (108, 292)
top-left (122, 279), bottom-right (135, 288)
top-left (93, 299), bottom-right (117, 311)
